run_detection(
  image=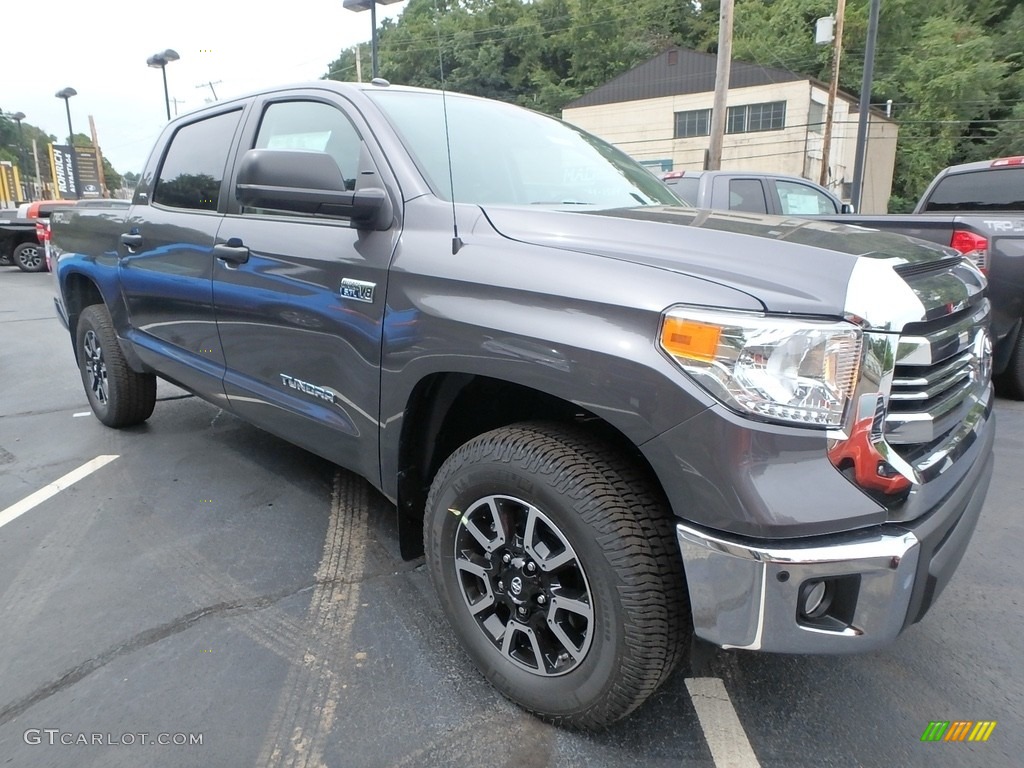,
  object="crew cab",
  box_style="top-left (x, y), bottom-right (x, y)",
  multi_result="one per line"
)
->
top-left (50, 82), bottom-right (995, 728)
